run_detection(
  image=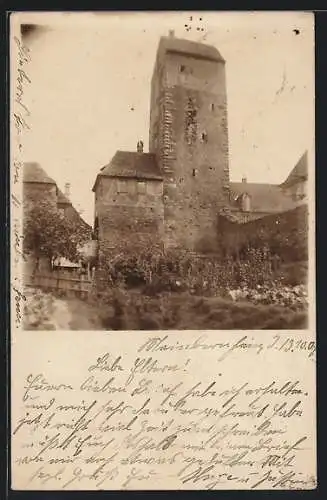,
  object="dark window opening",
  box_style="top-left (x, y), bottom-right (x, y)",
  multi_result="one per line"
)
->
top-left (180, 65), bottom-right (193, 75)
top-left (211, 103), bottom-right (215, 111)
top-left (201, 132), bottom-right (208, 143)
top-left (93, 216), bottom-right (99, 240)
top-left (192, 169), bottom-right (197, 177)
